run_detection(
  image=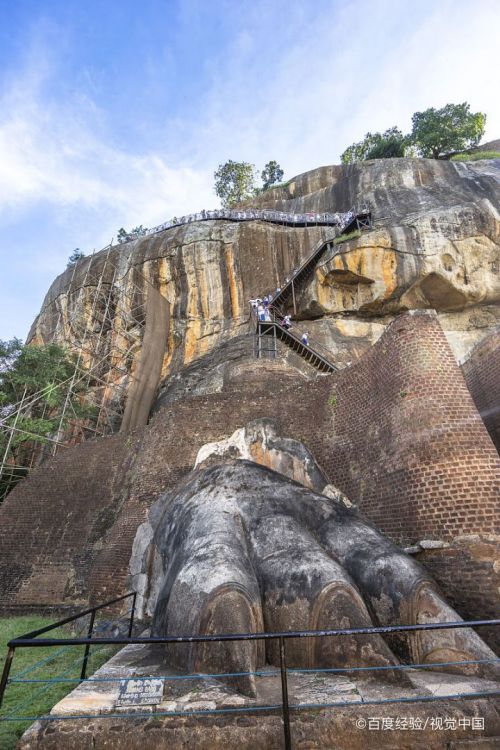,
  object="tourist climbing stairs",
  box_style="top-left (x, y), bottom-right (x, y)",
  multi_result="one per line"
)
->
top-left (256, 320), bottom-right (338, 373)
